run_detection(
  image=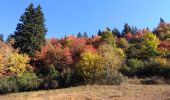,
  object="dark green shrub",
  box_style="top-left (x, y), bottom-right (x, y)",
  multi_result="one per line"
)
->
top-left (47, 67), bottom-right (60, 80)
top-left (43, 80), bottom-right (59, 89)
top-left (132, 57), bottom-right (170, 79)
top-left (0, 77), bottom-right (18, 94)
top-left (127, 59), bottom-right (144, 69)
top-left (50, 80), bottom-right (59, 89)
top-left (58, 68), bottom-right (73, 87)
top-left (121, 59), bottom-right (144, 77)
